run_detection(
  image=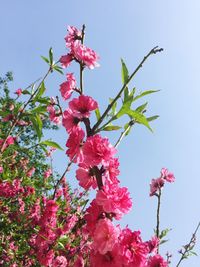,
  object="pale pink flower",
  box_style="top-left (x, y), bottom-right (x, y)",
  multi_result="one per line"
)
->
top-left (59, 73), bottom-right (76, 100)
top-left (83, 135), bottom-right (116, 166)
top-left (60, 54), bottom-right (73, 68)
top-left (71, 40), bottom-right (100, 69)
top-left (149, 177), bottom-right (165, 197)
top-left (44, 168), bottom-right (52, 179)
top-left (147, 254), bottom-right (168, 267)
top-left (69, 95), bottom-right (98, 119)
top-left (66, 128), bottom-right (85, 162)
top-left (47, 105), bottom-right (61, 124)
top-left (161, 168), bottom-right (175, 183)
top-left (92, 218), bottom-right (120, 254)
top-left (76, 164), bottom-right (97, 190)
top-left (26, 167), bottom-right (35, 177)
top-left (65, 25), bottom-right (82, 48)
top-left (96, 181), bottom-right (132, 219)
